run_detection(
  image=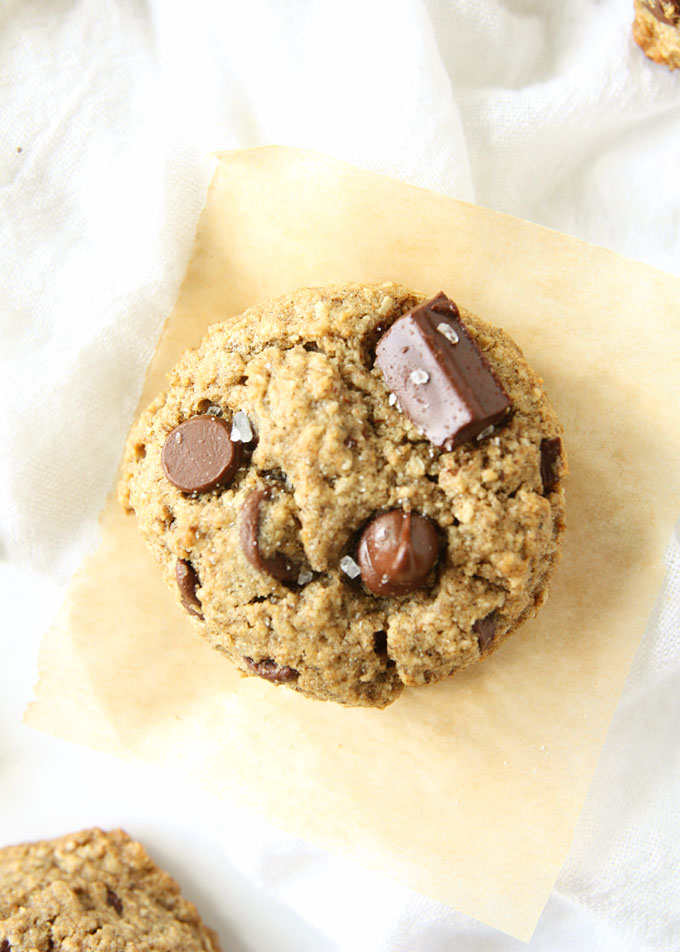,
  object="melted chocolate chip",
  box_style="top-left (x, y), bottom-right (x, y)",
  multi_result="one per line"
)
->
top-left (243, 656), bottom-right (299, 683)
top-left (642, 0), bottom-right (680, 24)
top-left (473, 613), bottom-right (497, 652)
top-left (106, 886), bottom-right (124, 916)
top-left (1, 940), bottom-right (12, 952)
top-left (358, 510), bottom-right (439, 596)
top-left (239, 489), bottom-right (298, 583)
top-left (175, 559), bottom-right (203, 617)
top-left (375, 292), bottom-right (511, 450)
top-left (540, 437), bottom-right (562, 494)
top-left (162, 415), bottom-right (242, 493)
